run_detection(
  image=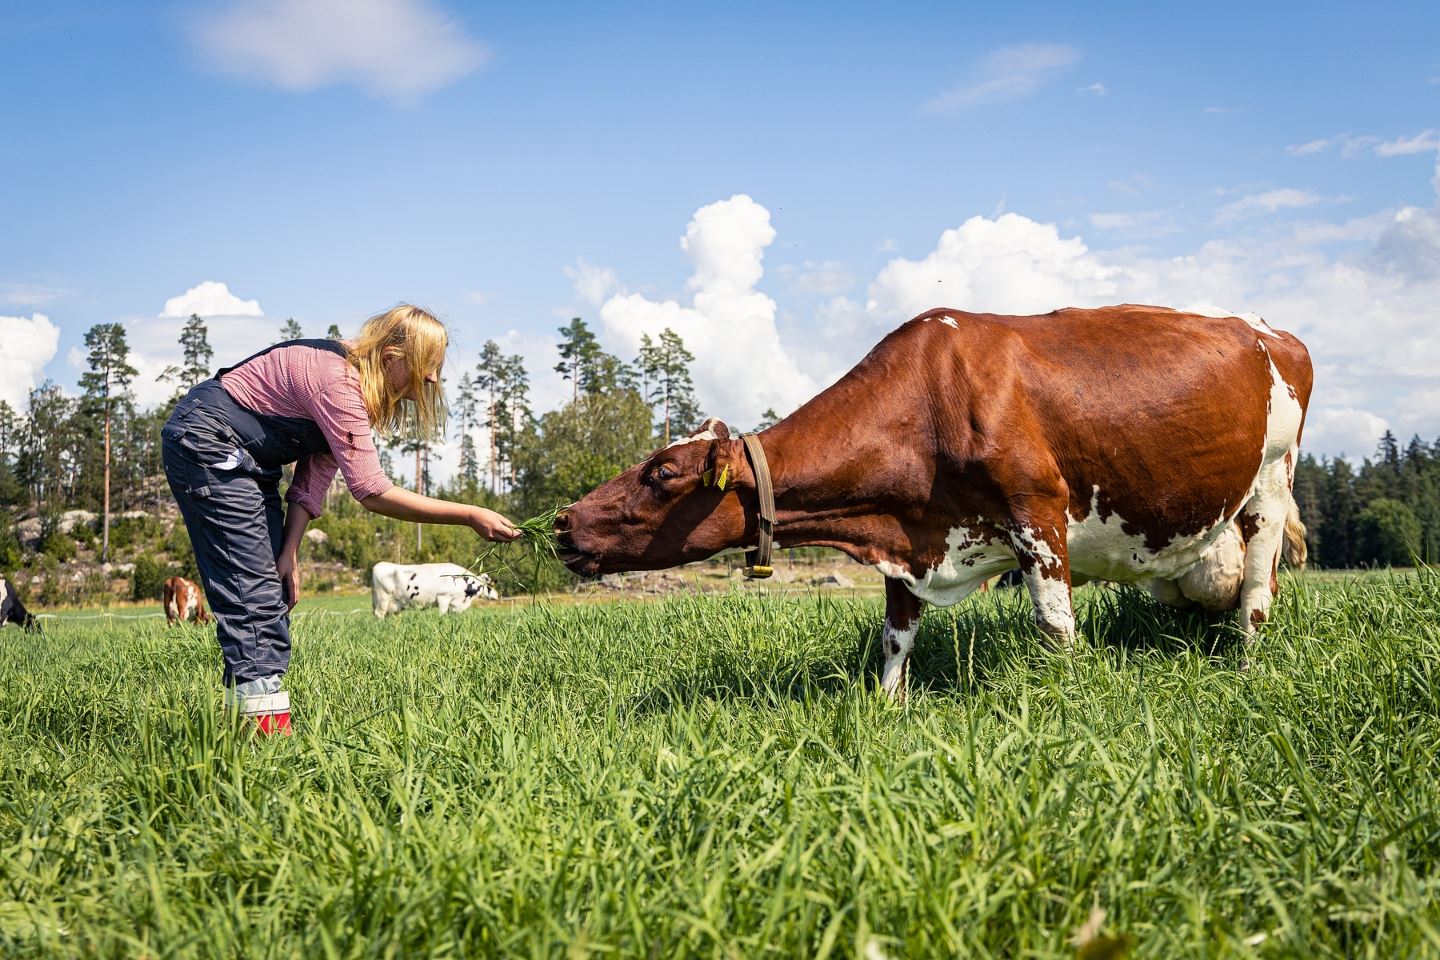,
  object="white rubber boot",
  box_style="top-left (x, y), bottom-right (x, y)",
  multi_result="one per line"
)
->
top-left (225, 676), bottom-right (291, 736)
